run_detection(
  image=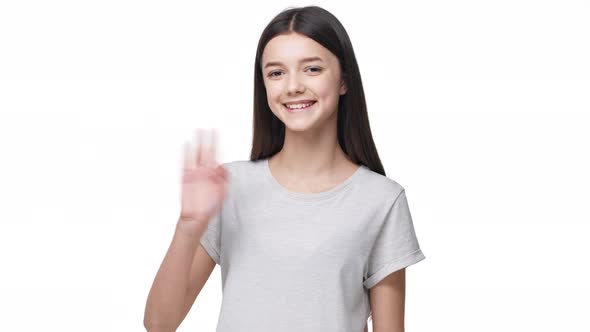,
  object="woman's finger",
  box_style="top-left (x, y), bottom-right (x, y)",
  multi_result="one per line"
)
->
top-left (204, 128), bottom-right (219, 167)
top-left (196, 128), bottom-right (205, 166)
top-left (183, 140), bottom-right (194, 170)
